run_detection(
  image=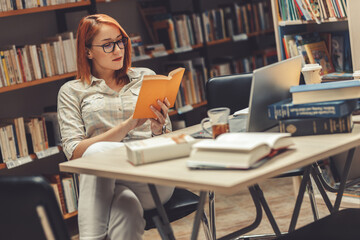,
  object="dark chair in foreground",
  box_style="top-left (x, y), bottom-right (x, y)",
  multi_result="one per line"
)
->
top-left (276, 208), bottom-right (360, 240)
top-left (0, 176), bottom-right (210, 240)
top-left (0, 176), bottom-right (71, 240)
